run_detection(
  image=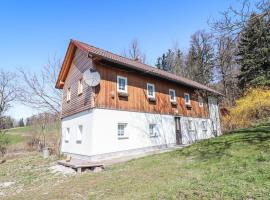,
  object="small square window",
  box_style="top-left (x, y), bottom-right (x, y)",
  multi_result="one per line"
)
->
top-left (202, 121), bottom-right (207, 130)
top-left (188, 120), bottom-right (193, 130)
top-left (184, 93), bottom-right (190, 105)
top-left (169, 89), bottom-right (176, 102)
top-left (65, 128), bottom-right (70, 143)
top-left (149, 124), bottom-right (158, 137)
top-left (147, 83), bottom-right (155, 98)
top-left (78, 79), bottom-right (83, 95)
top-left (118, 123), bottom-right (128, 139)
top-left (198, 96), bottom-right (203, 107)
top-left (66, 88), bottom-right (71, 102)
top-left (77, 125), bottom-right (83, 143)
top-left (117, 76), bottom-right (127, 93)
